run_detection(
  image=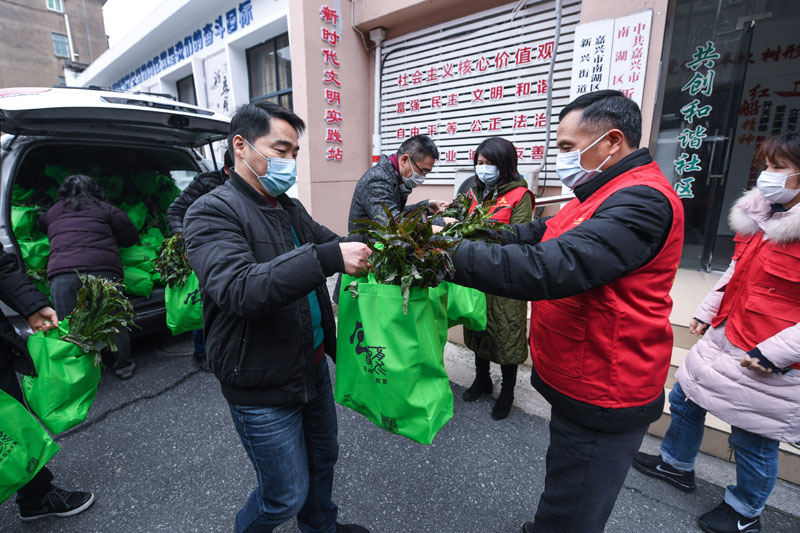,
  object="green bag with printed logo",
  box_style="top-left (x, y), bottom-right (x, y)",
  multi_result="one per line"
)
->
top-left (0, 389), bottom-right (60, 504)
top-left (164, 272), bottom-right (203, 335)
top-left (22, 321), bottom-right (101, 435)
top-left (335, 275), bottom-right (452, 445)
